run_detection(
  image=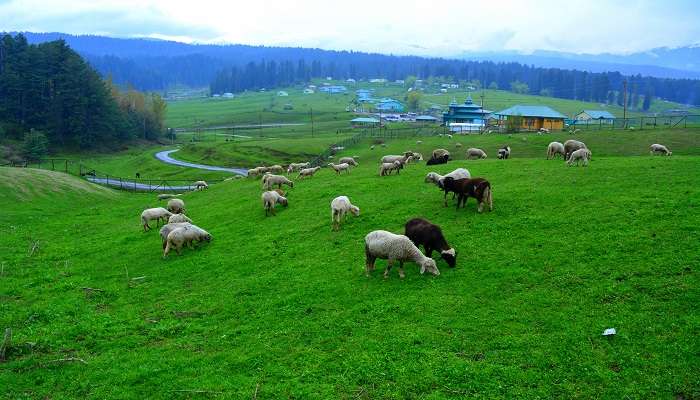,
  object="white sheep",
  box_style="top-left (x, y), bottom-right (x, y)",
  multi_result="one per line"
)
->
top-left (262, 190), bottom-right (288, 216)
top-left (650, 144), bottom-right (672, 156)
top-left (287, 162), bottom-right (310, 173)
top-left (163, 225), bottom-right (212, 257)
top-left (539, 127), bottom-right (550, 134)
top-left (328, 162), bottom-right (351, 175)
top-left (547, 142), bottom-right (565, 159)
top-left (141, 207), bottom-right (173, 232)
top-left (424, 168), bottom-right (471, 206)
top-left (159, 222), bottom-right (191, 247)
top-left (379, 160), bottom-right (403, 176)
top-left (330, 196), bottom-right (360, 230)
top-left (455, 142), bottom-right (463, 148)
top-left (267, 165), bottom-right (284, 174)
top-left (381, 154), bottom-right (407, 164)
top-left (338, 157), bottom-right (358, 166)
top-left (262, 174), bottom-right (294, 190)
top-left (364, 230), bottom-right (440, 278)
top-left (247, 166), bottom-right (269, 177)
top-left (298, 166), bottom-right (321, 178)
top-left (446, 134), bottom-right (453, 139)
top-left (168, 214), bottom-right (192, 224)
top-left (380, 143), bottom-right (387, 148)
top-left (193, 180), bottom-right (208, 190)
top-left (416, 140), bottom-right (423, 145)
top-left (432, 148), bottom-right (450, 159)
top-left (167, 198), bottom-right (185, 214)
top-left (466, 148), bottom-right (487, 159)
top-left (370, 145), bottom-right (375, 150)
top-left (564, 140), bottom-right (587, 160)
top-left (567, 148), bottom-right (592, 166)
